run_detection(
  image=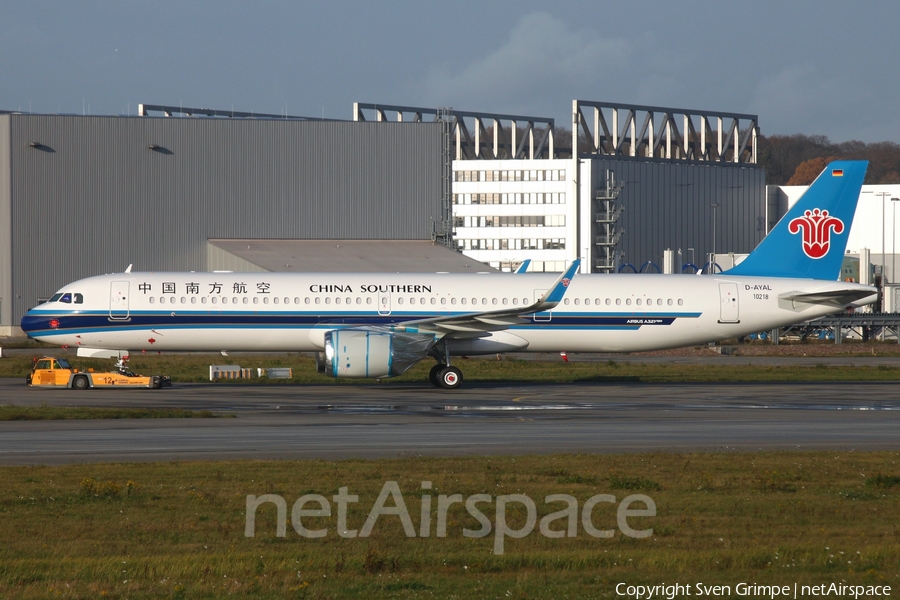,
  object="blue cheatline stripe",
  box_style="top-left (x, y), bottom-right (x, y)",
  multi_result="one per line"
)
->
top-left (22, 310), bottom-right (703, 337)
